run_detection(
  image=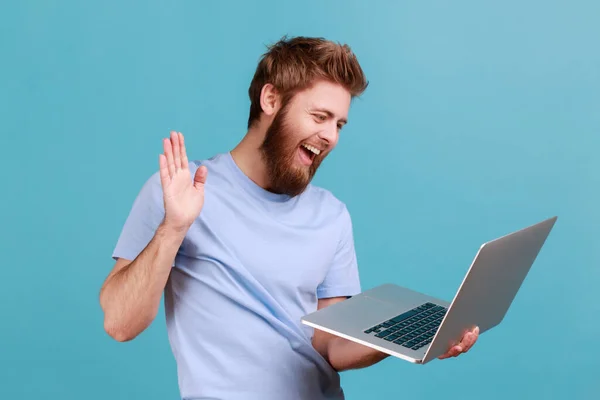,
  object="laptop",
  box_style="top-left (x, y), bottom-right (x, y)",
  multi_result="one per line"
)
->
top-left (301, 216), bottom-right (557, 364)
